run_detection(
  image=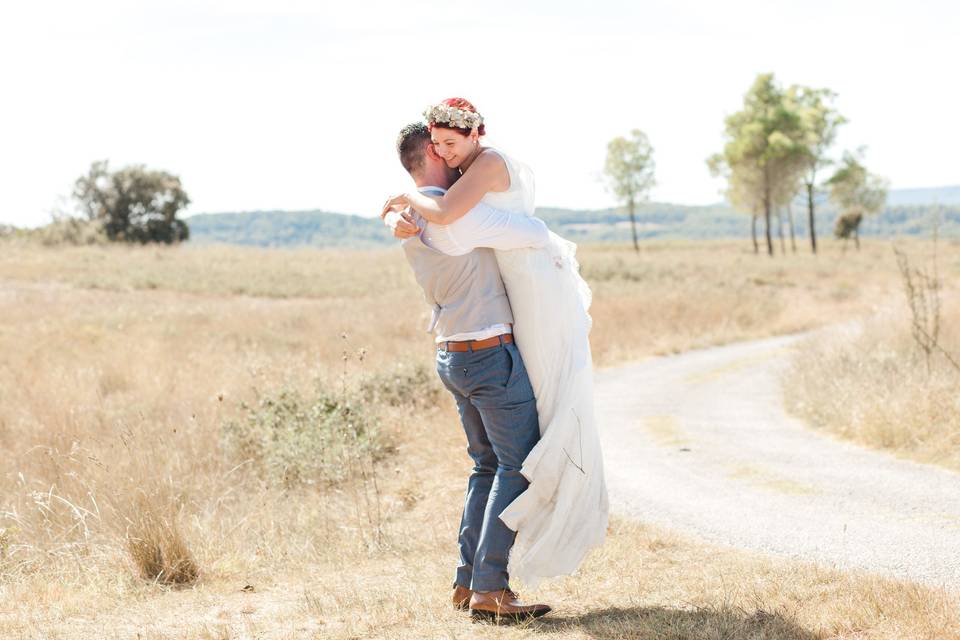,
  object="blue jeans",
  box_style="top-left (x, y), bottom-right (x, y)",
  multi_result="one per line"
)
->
top-left (436, 338), bottom-right (541, 593)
